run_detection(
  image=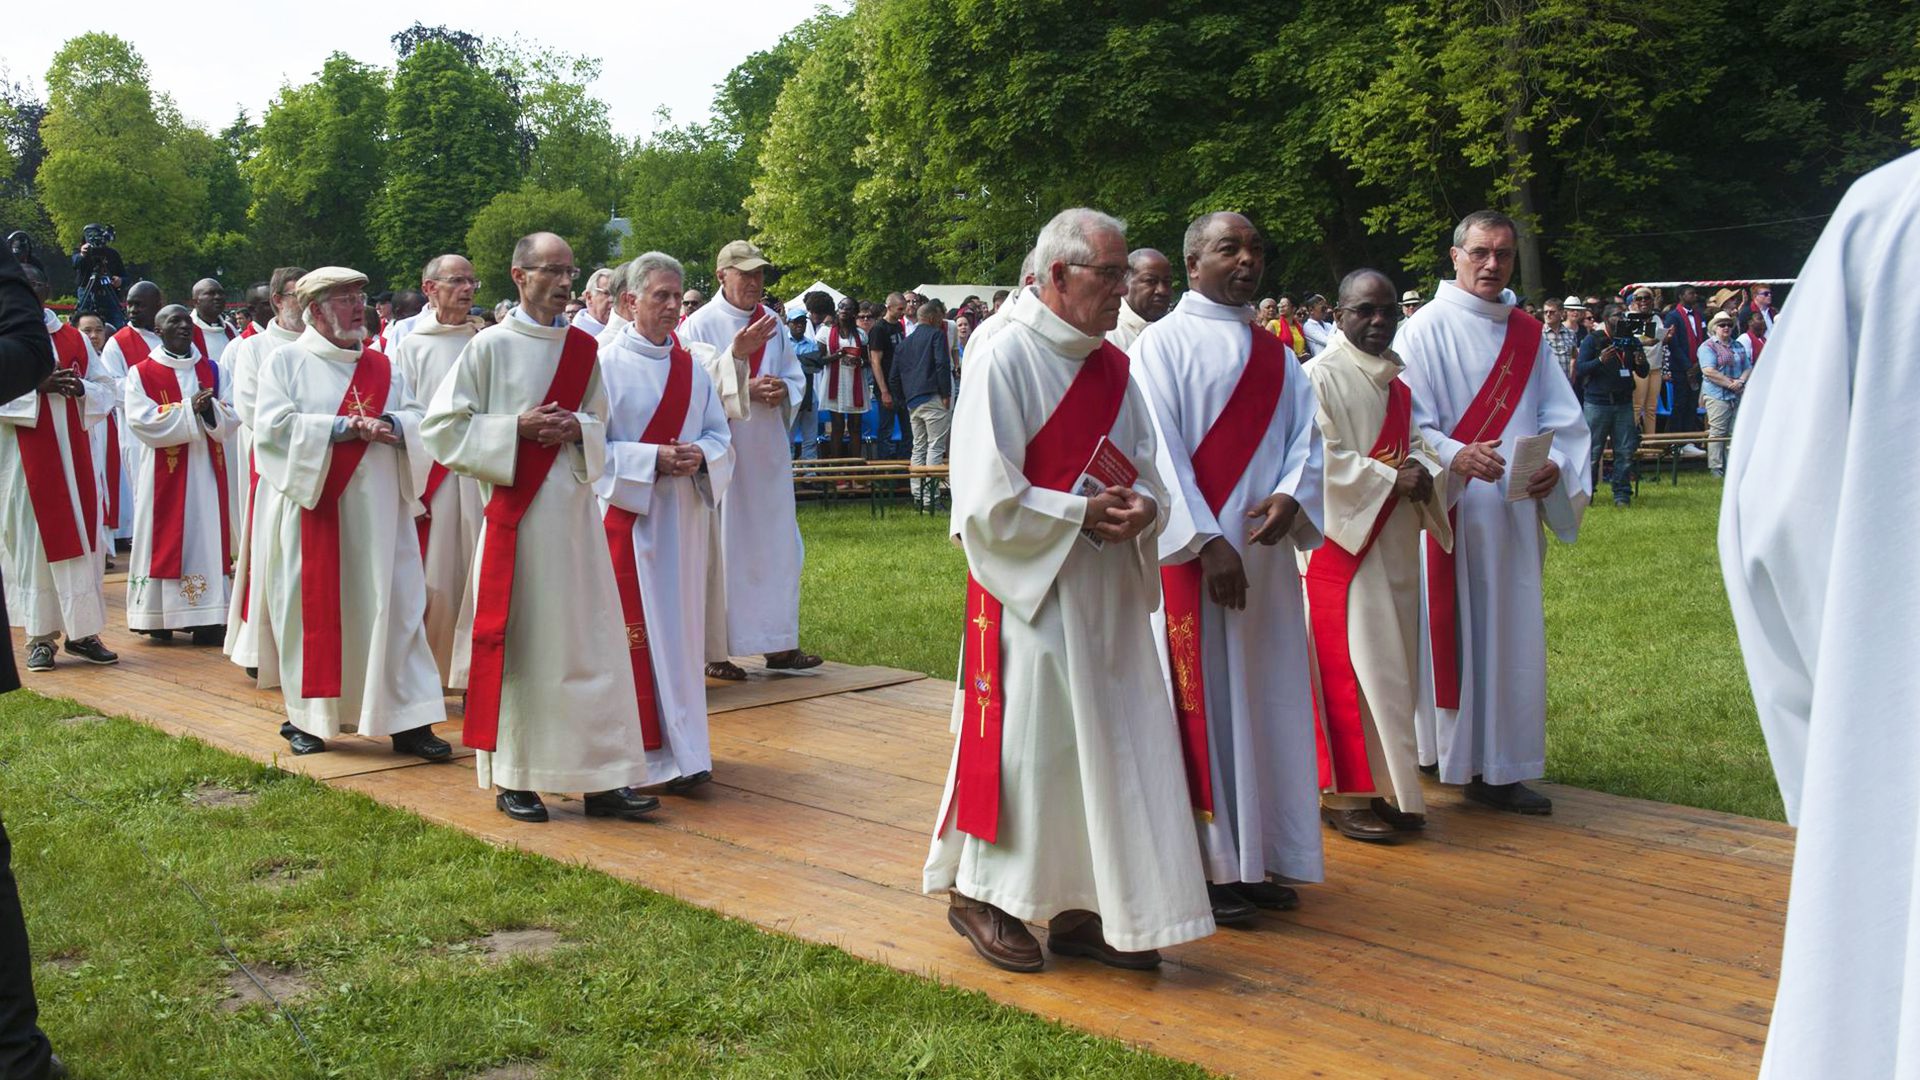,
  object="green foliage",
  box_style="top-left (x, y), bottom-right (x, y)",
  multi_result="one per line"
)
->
top-left (464, 183), bottom-right (610, 306)
top-left (247, 53), bottom-right (388, 277)
top-left (623, 121), bottom-right (752, 292)
top-left (369, 39), bottom-right (518, 285)
top-left (488, 40), bottom-right (626, 216)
